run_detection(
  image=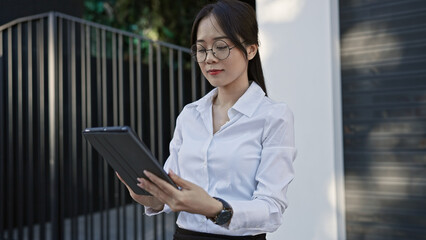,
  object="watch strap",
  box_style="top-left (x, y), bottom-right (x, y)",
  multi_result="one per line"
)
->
top-left (214, 197), bottom-right (231, 210)
top-left (207, 197), bottom-right (233, 225)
